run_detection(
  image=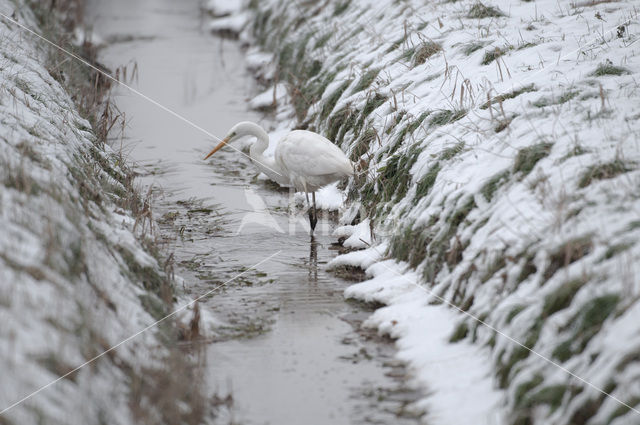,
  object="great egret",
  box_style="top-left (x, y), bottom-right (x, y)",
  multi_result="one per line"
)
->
top-left (204, 121), bottom-right (354, 233)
